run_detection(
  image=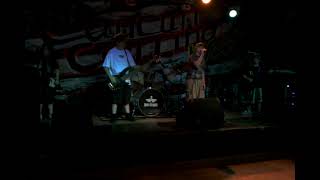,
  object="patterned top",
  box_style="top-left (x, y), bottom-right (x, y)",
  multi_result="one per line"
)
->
top-left (187, 54), bottom-right (205, 80)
